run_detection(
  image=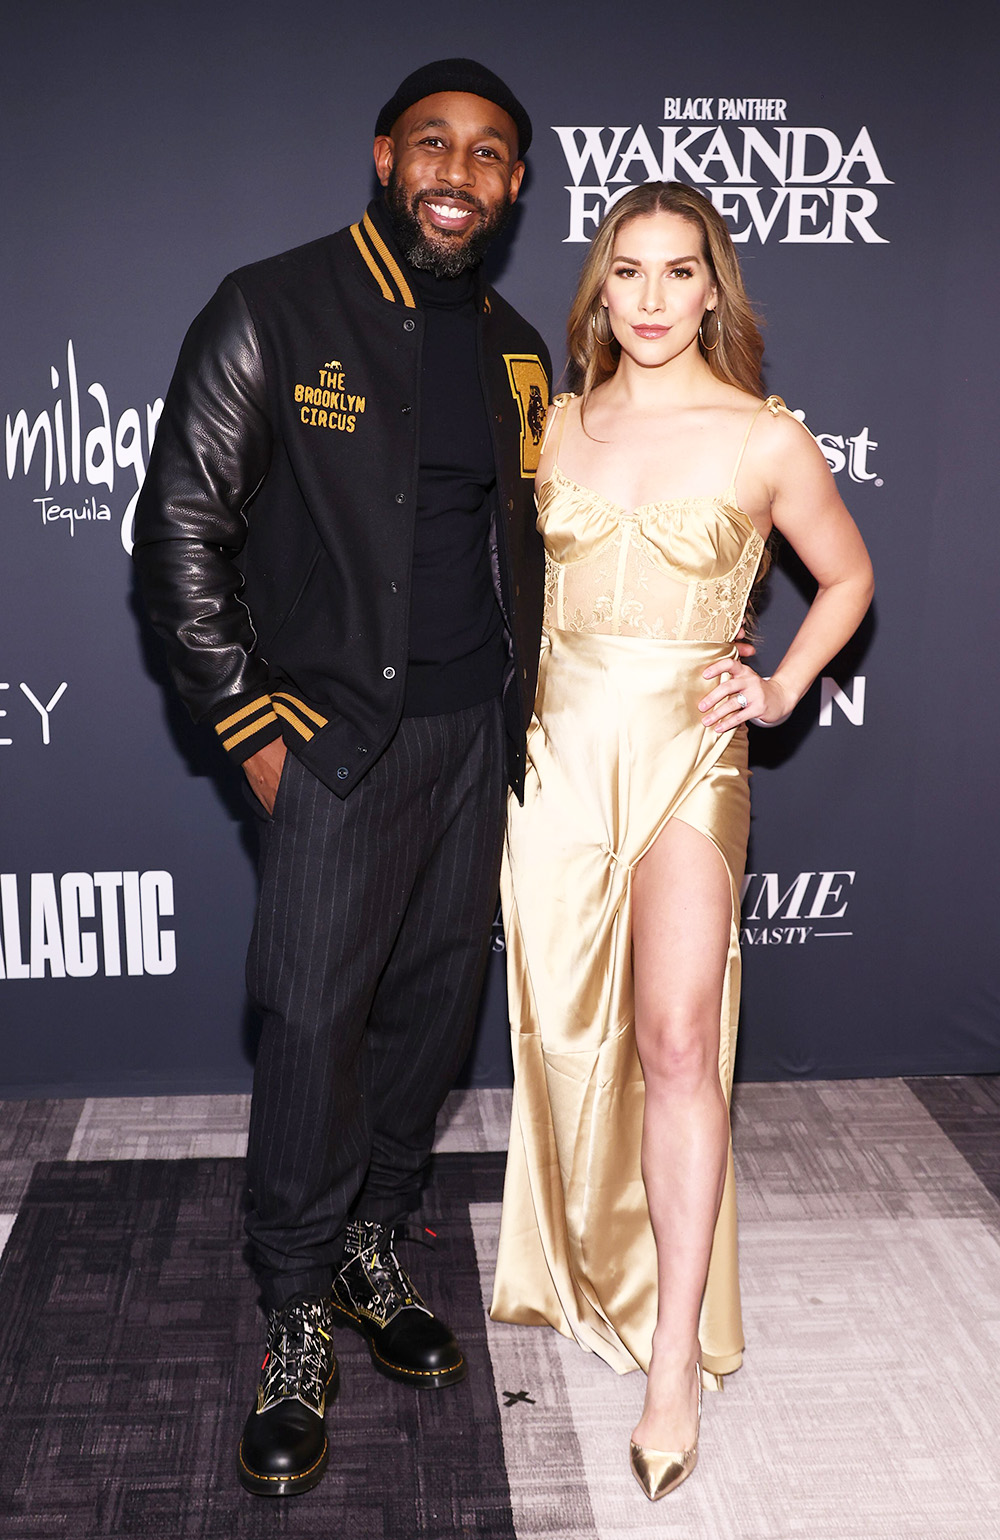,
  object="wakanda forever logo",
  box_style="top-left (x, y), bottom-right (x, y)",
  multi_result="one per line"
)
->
top-left (553, 96), bottom-right (892, 244)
